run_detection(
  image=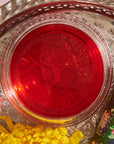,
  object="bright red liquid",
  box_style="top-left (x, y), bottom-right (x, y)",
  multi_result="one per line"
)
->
top-left (10, 24), bottom-right (104, 118)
